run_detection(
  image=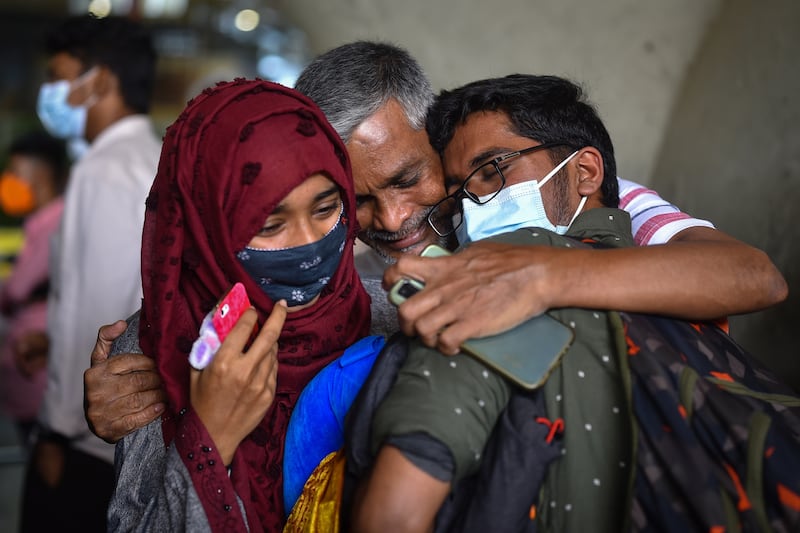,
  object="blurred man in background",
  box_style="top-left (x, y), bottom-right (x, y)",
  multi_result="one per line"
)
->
top-left (21, 14), bottom-right (160, 532)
